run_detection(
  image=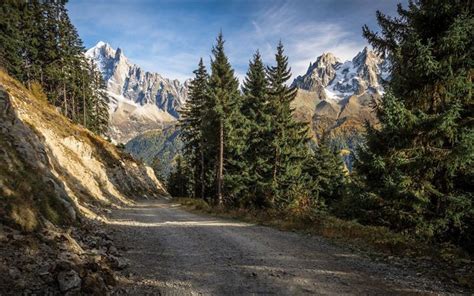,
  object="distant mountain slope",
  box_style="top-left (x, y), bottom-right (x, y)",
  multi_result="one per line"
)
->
top-left (125, 124), bottom-right (182, 177)
top-left (86, 42), bottom-right (189, 143)
top-left (292, 47), bottom-right (389, 140)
